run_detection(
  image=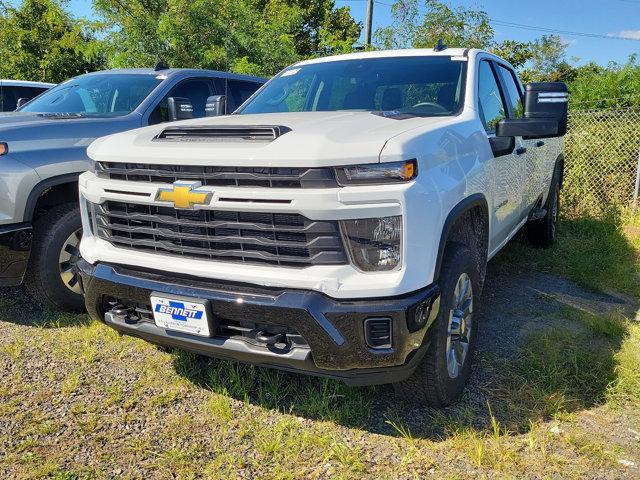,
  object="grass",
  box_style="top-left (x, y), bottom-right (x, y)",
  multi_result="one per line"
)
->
top-left (0, 216), bottom-right (639, 478)
top-left (495, 215), bottom-right (640, 298)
